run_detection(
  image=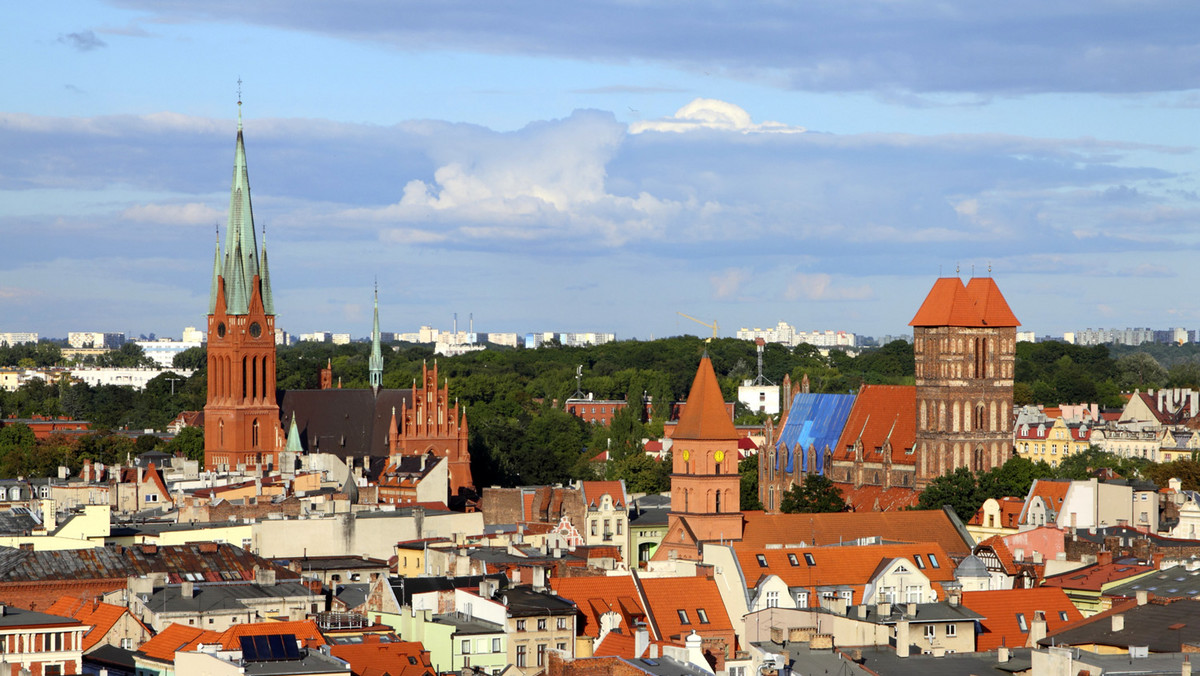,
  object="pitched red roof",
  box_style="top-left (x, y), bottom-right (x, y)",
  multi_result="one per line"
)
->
top-left (736, 542), bottom-right (955, 591)
top-left (739, 510), bottom-right (972, 558)
top-left (46, 597), bottom-right (146, 651)
top-left (1020, 479), bottom-right (1070, 524)
top-left (329, 638), bottom-right (433, 676)
top-left (961, 588), bottom-right (1083, 651)
top-left (1041, 562), bottom-right (1156, 592)
top-left (581, 481), bottom-right (628, 509)
top-left (968, 497), bottom-right (1025, 529)
top-left (673, 355), bottom-right (738, 441)
top-left (832, 385), bottom-right (916, 464)
top-left (909, 277), bottom-right (1020, 327)
top-left (550, 576), bottom-right (646, 638)
top-left (835, 484), bottom-right (919, 512)
top-left (639, 576), bottom-right (733, 642)
top-left (137, 623), bottom-right (221, 663)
